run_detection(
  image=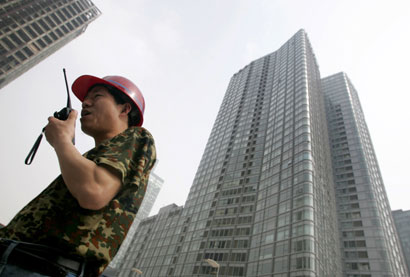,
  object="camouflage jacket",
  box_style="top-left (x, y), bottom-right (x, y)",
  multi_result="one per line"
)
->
top-left (0, 127), bottom-right (156, 276)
